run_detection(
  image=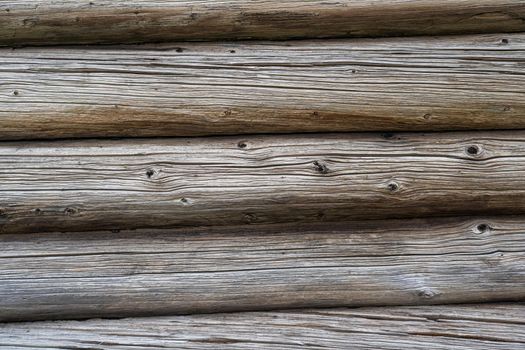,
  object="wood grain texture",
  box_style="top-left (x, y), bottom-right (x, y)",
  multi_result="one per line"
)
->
top-left (2, 304), bottom-right (525, 349)
top-left (1, 216), bottom-right (525, 322)
top-left (1, 1), bottom-right (525, 46)
top-left (3, 132), bottom-right (525, 233)
top-left (1, 33), bottom-right (525, 140)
